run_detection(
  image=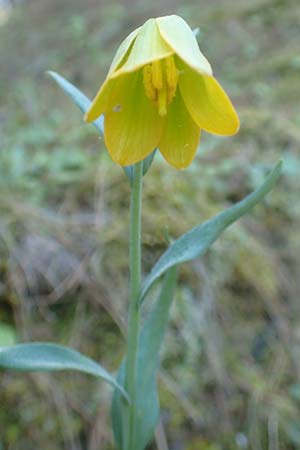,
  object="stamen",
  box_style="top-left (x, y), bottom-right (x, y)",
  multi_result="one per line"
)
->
top-left (167, 83), bottom-right (177, 104)
top-left (158, 87), bottom-right (167, 116)
top-left (142, 56), bottom-right (179, 114)
top-left (151, 60), bottom-right (163, 90)
top-left (143, 65), bottom-right (156, 101)
top-left (165, 56), bottom-right (178, 88)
